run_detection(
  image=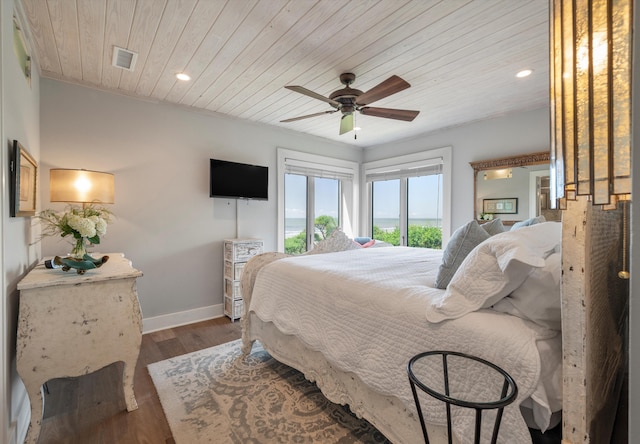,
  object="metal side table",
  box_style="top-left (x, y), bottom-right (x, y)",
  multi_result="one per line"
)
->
top-left (407, 350), bottom-right (518, 444)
